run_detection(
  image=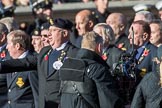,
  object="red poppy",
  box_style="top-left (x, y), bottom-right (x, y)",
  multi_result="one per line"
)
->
top-left (0, 51), bottom-right (6, 58)
top-left (142, 48), bottom-right (149, 57)
top-left (118, 43), bottom-right (124, 49)
top-left (44, 55), bottom-right (48, 61)
top-left (102, 53), bottom-right (107, 60)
